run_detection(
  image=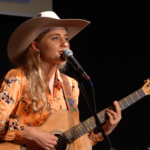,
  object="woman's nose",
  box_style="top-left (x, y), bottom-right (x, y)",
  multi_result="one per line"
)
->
top-left (61, 39), bottom-right (69, 47)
